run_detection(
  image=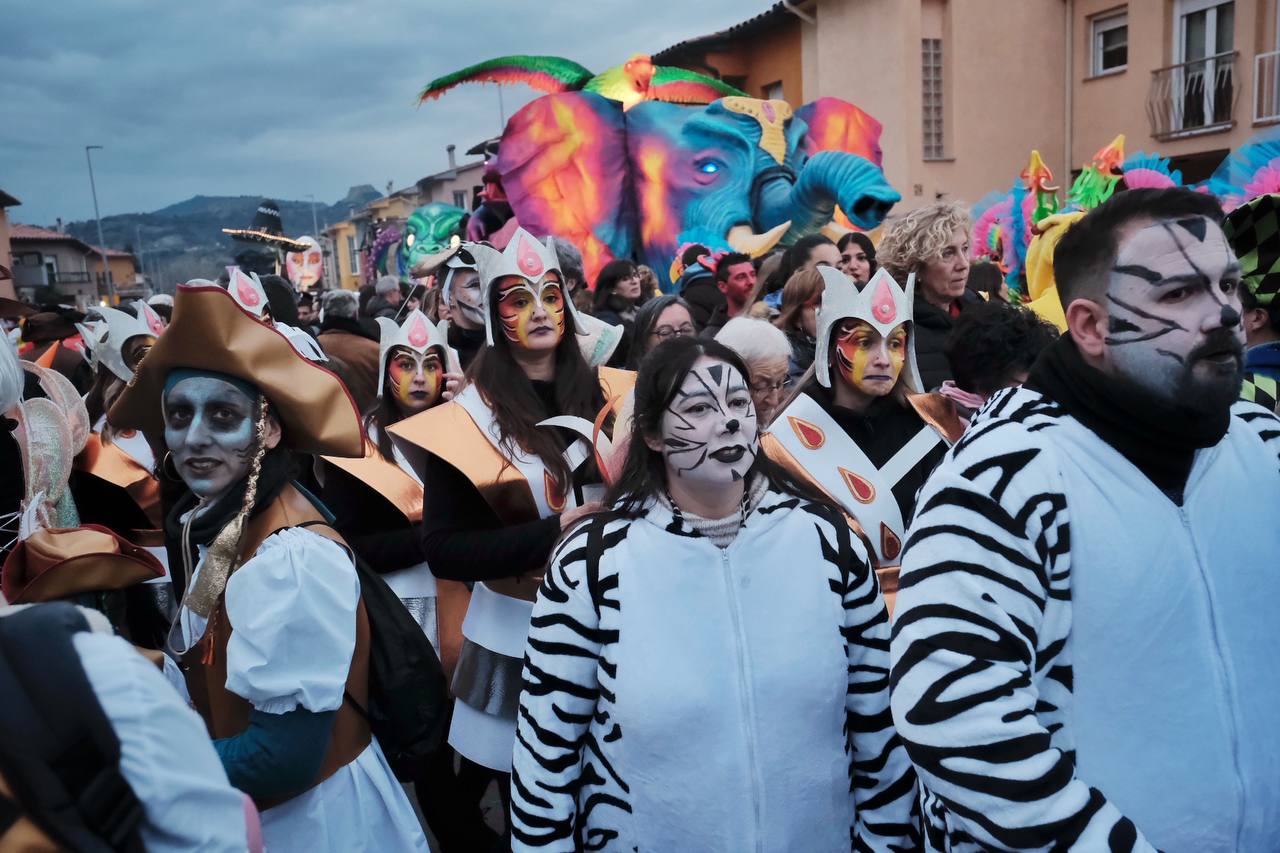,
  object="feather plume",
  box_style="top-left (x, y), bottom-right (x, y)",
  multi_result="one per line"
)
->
top-left (649, 67), bottom-right (748, 104)
top-left (418, 55), bottom-right (594, 103)
top-left (1121, 152), bottom-right (1183, 190)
